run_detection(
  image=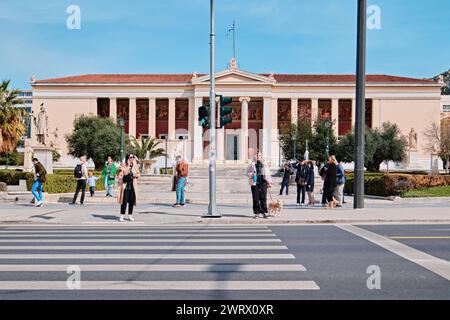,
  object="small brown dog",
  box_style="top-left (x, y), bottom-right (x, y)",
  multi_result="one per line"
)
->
top-left (268, 199), bottom-right (283, 216)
